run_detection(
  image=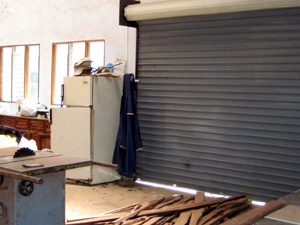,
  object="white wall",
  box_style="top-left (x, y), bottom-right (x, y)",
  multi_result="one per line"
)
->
top-left (141, 0), bottom-right (166, 2)
top-left (0, 0), bottom-right (136, 113)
